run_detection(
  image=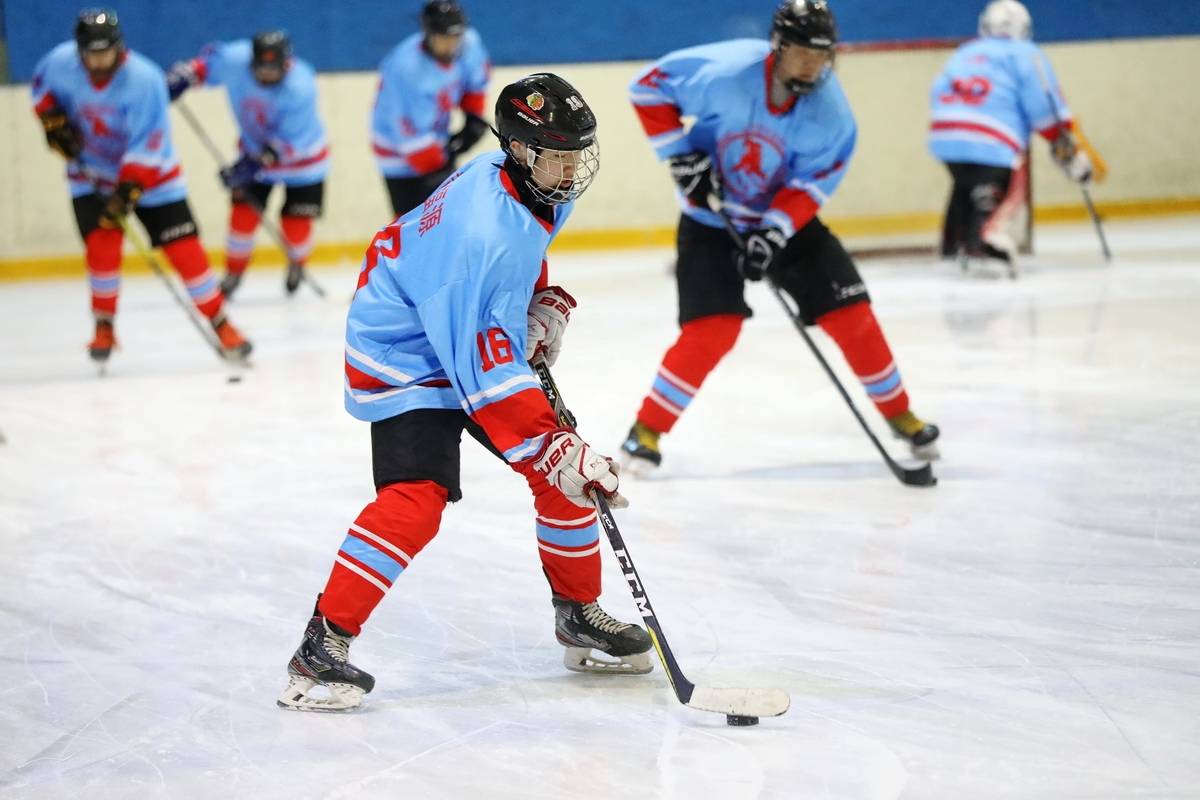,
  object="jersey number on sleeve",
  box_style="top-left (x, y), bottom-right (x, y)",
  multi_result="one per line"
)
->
top-left (477, 328), bottom-right (513, 372)
top-left (941, 76), bottom-right (992, 106)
